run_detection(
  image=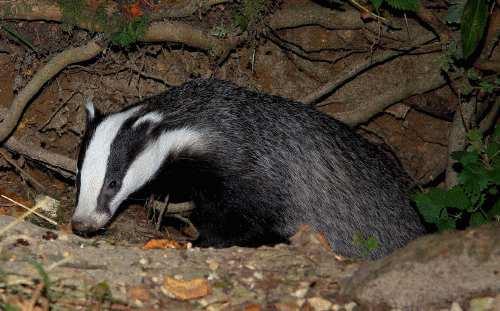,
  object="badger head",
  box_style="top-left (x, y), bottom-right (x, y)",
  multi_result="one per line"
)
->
top-left (71, 100), bottom-right (203, 236)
